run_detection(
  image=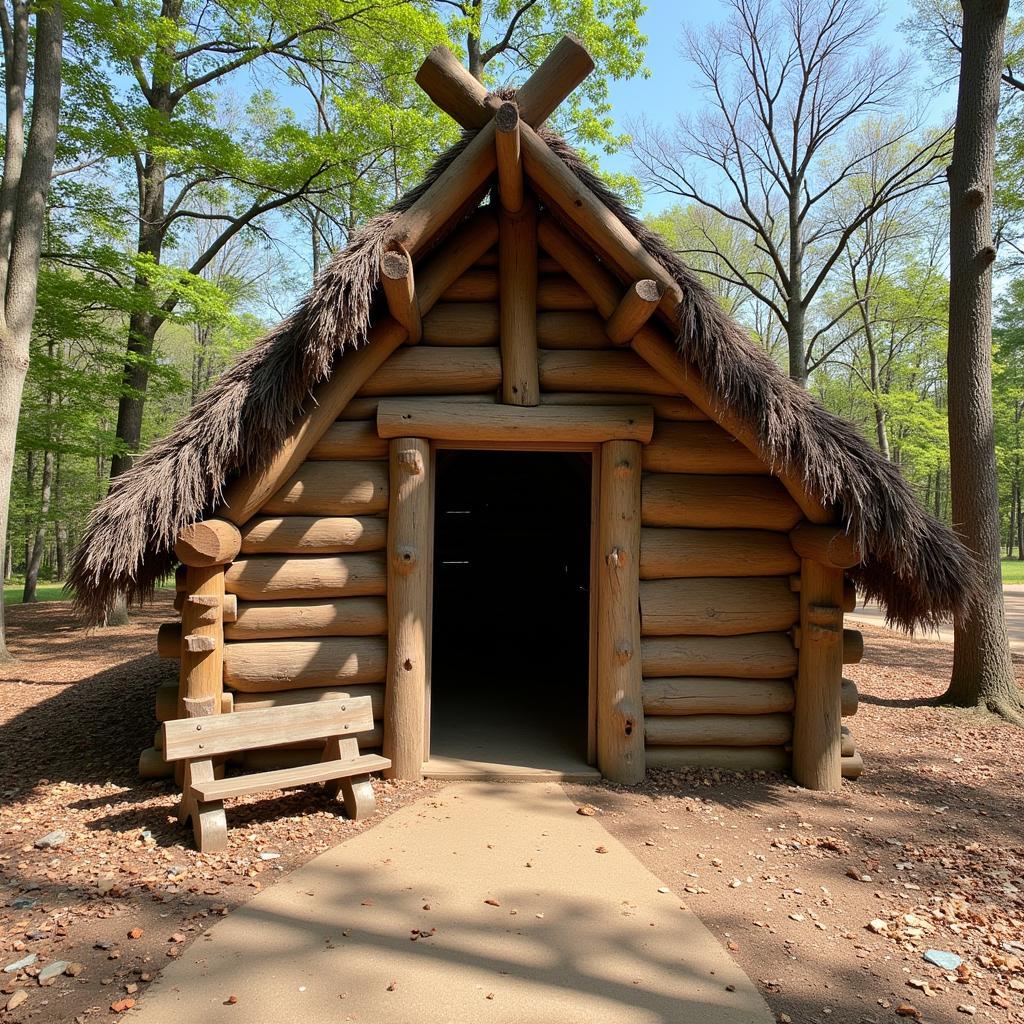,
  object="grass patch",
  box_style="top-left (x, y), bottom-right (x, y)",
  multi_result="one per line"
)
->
top-left (1002, 558), bottom-right (1024, 584)
top-left (4, 583), bottom-right (70, 605)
